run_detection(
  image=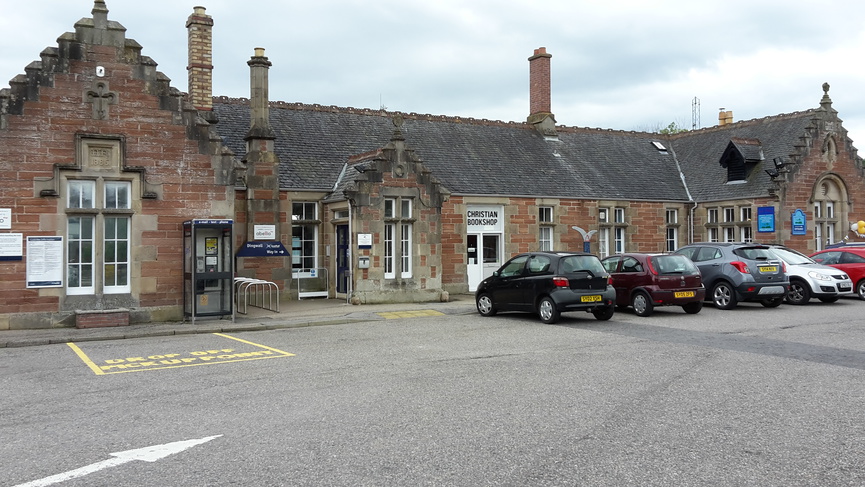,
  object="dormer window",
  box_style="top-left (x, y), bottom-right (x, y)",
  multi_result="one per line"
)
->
top-left (719, 138), bottom-right (763, 183)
